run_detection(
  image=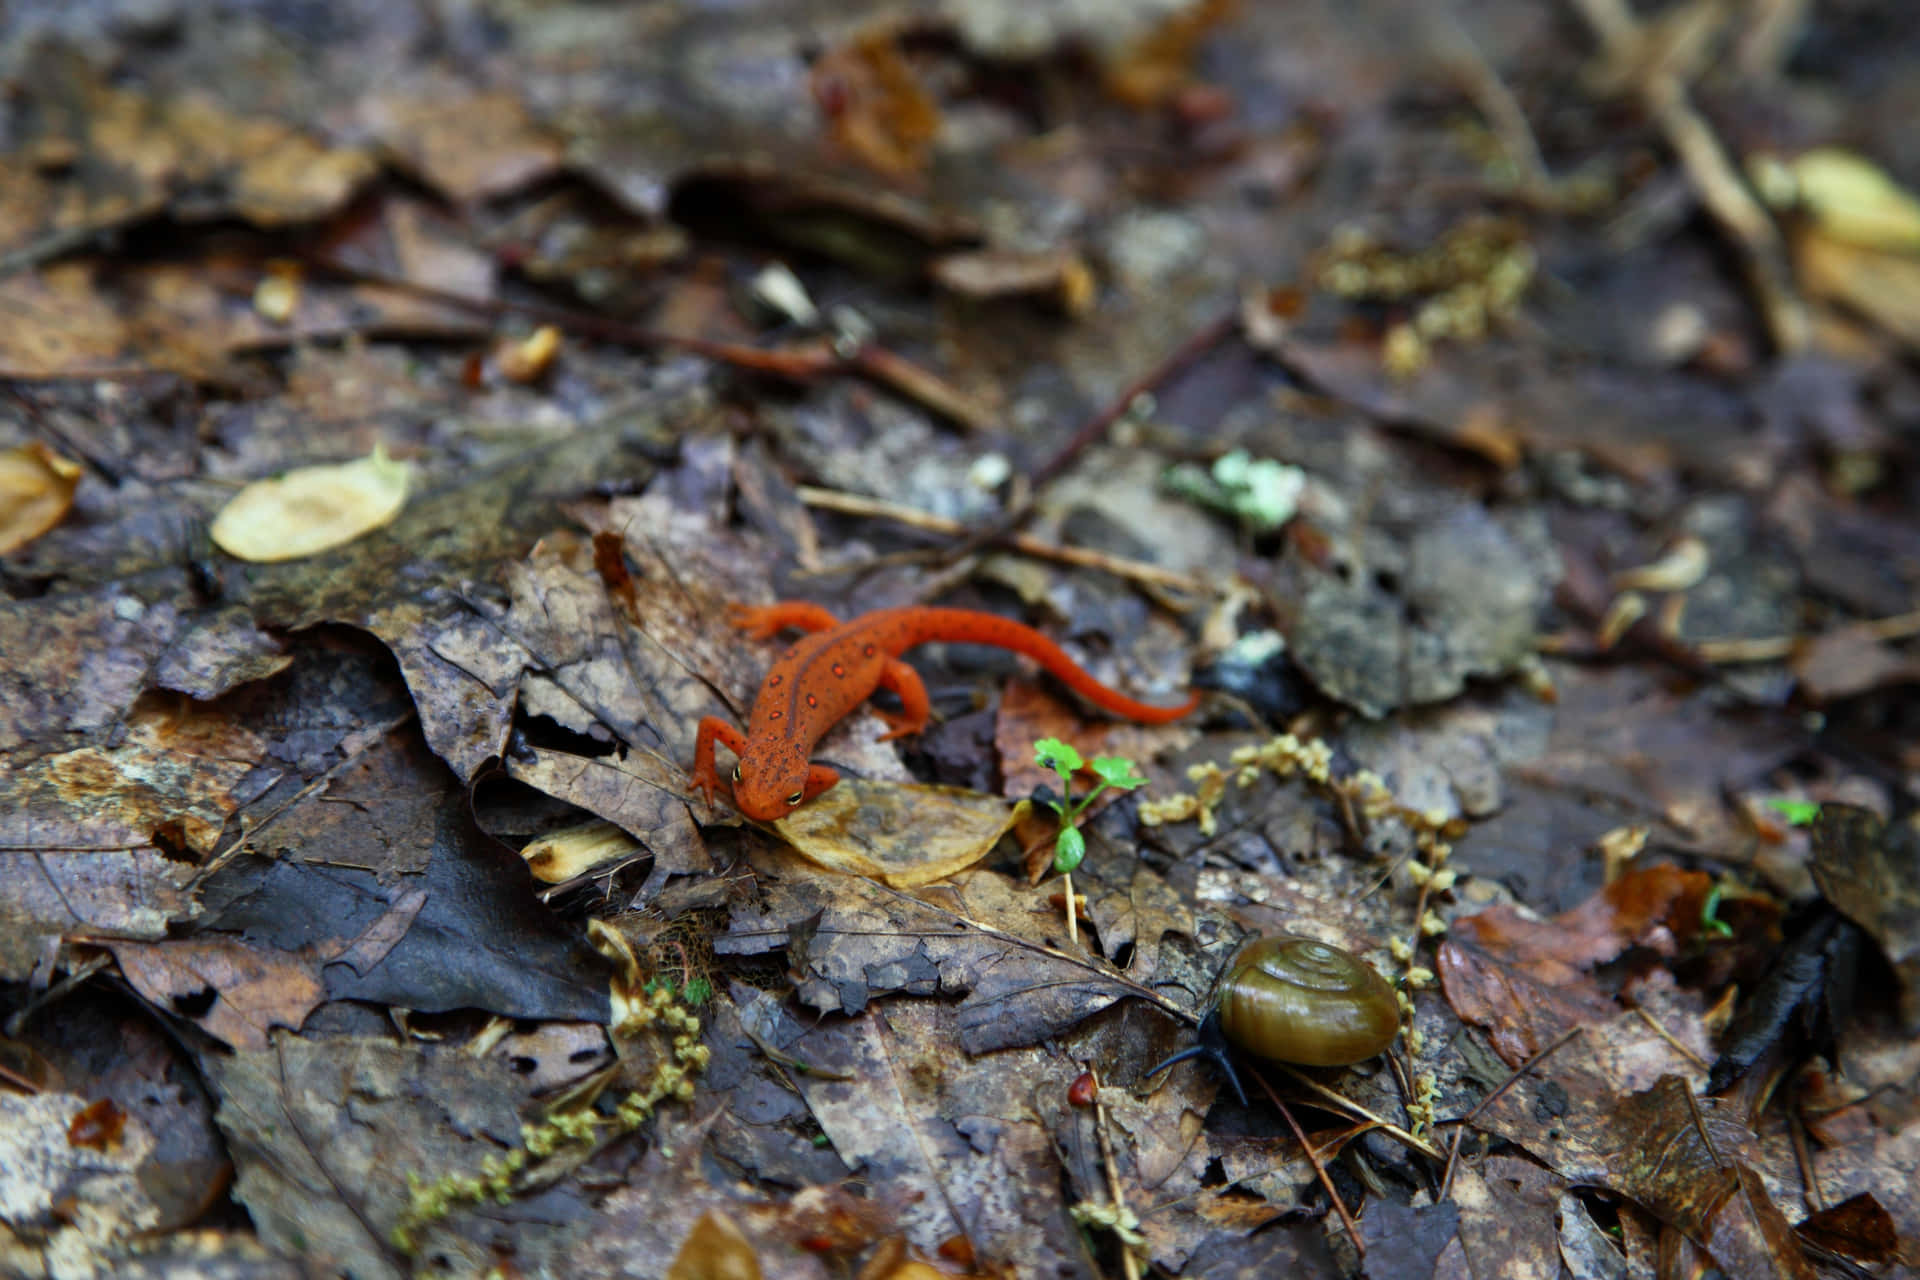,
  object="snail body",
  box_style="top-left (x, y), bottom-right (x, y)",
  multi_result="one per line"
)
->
top-left (1148, 935), bottom-right (1399, 1106)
